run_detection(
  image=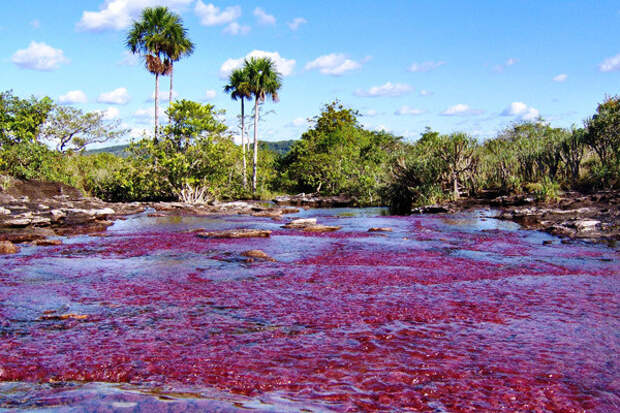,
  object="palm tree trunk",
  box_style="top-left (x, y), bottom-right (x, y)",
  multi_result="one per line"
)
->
top-left (252, 97), bottom-right (259, 193)
top-left (169, 62), bottom-right (174, 104)
top-left (154, 72), bottom-right (159, 143)
top-left (241, 98), bottom-right (247, 188)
